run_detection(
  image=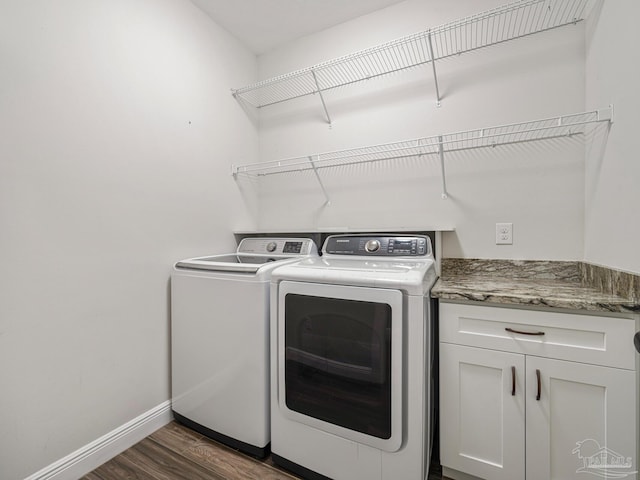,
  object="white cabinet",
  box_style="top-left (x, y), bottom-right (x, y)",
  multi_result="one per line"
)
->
top-left (525, 357), bottom-right (636, 480)
top-left (440, 343), bottom-right (525, 480)
top-left (439, 302), bottom-right (638, 480)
